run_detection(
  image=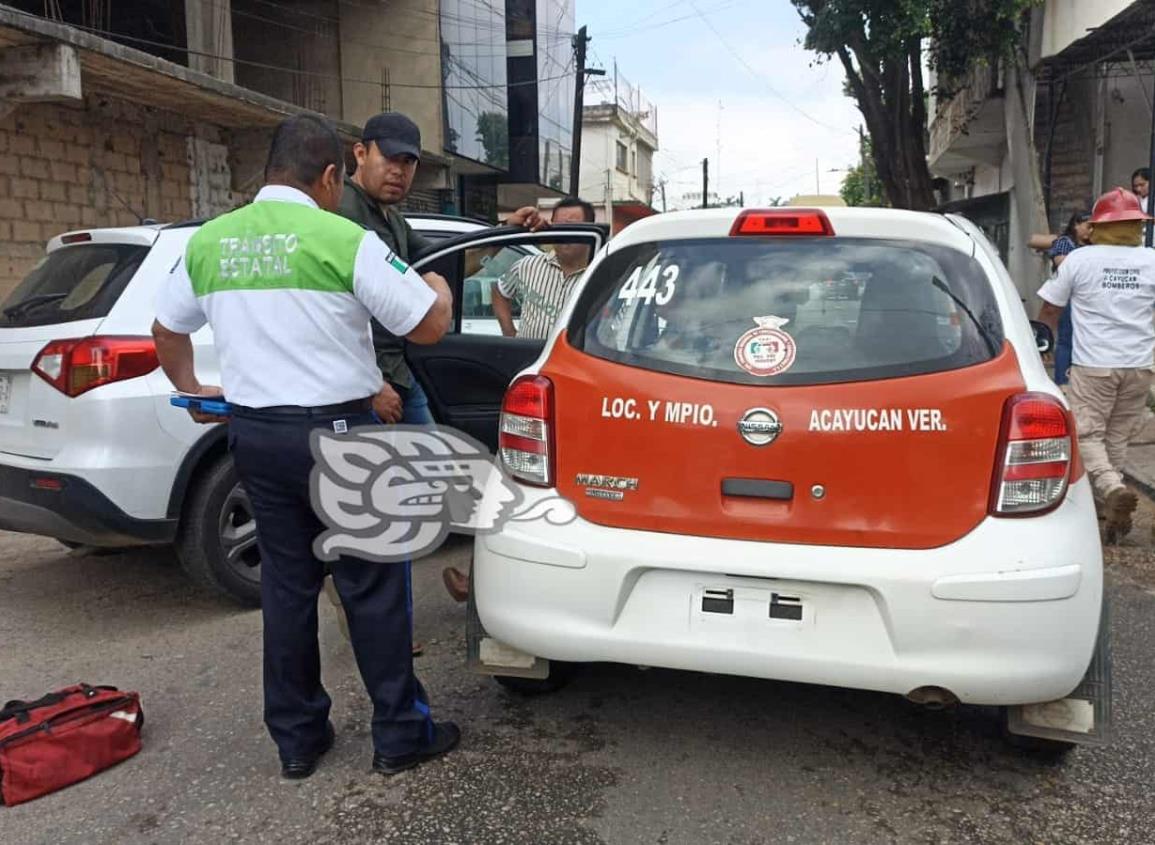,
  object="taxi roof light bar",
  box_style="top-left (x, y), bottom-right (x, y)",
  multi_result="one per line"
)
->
top-left (990, 393), bottom-right (1073, 517)
top-left (730, 209), bottom-right (835, 237)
